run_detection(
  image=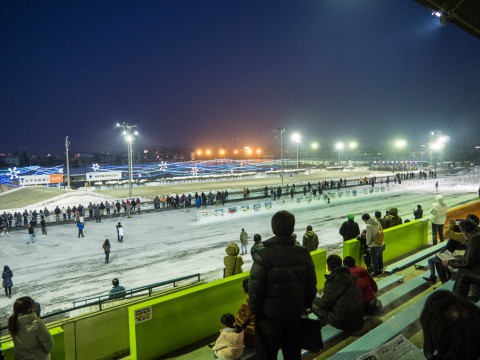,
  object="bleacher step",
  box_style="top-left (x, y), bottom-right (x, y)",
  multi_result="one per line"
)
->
top-left (327, 280), bottom-right (454, 359)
